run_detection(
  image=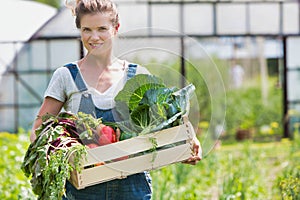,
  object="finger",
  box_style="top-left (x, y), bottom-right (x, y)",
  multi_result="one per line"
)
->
top-left (116, 128), bottom-right (121, 141)
top-left (182, 156), bottom-right (201, 165)
top-left (183, 159), bottom-right (198, 165)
